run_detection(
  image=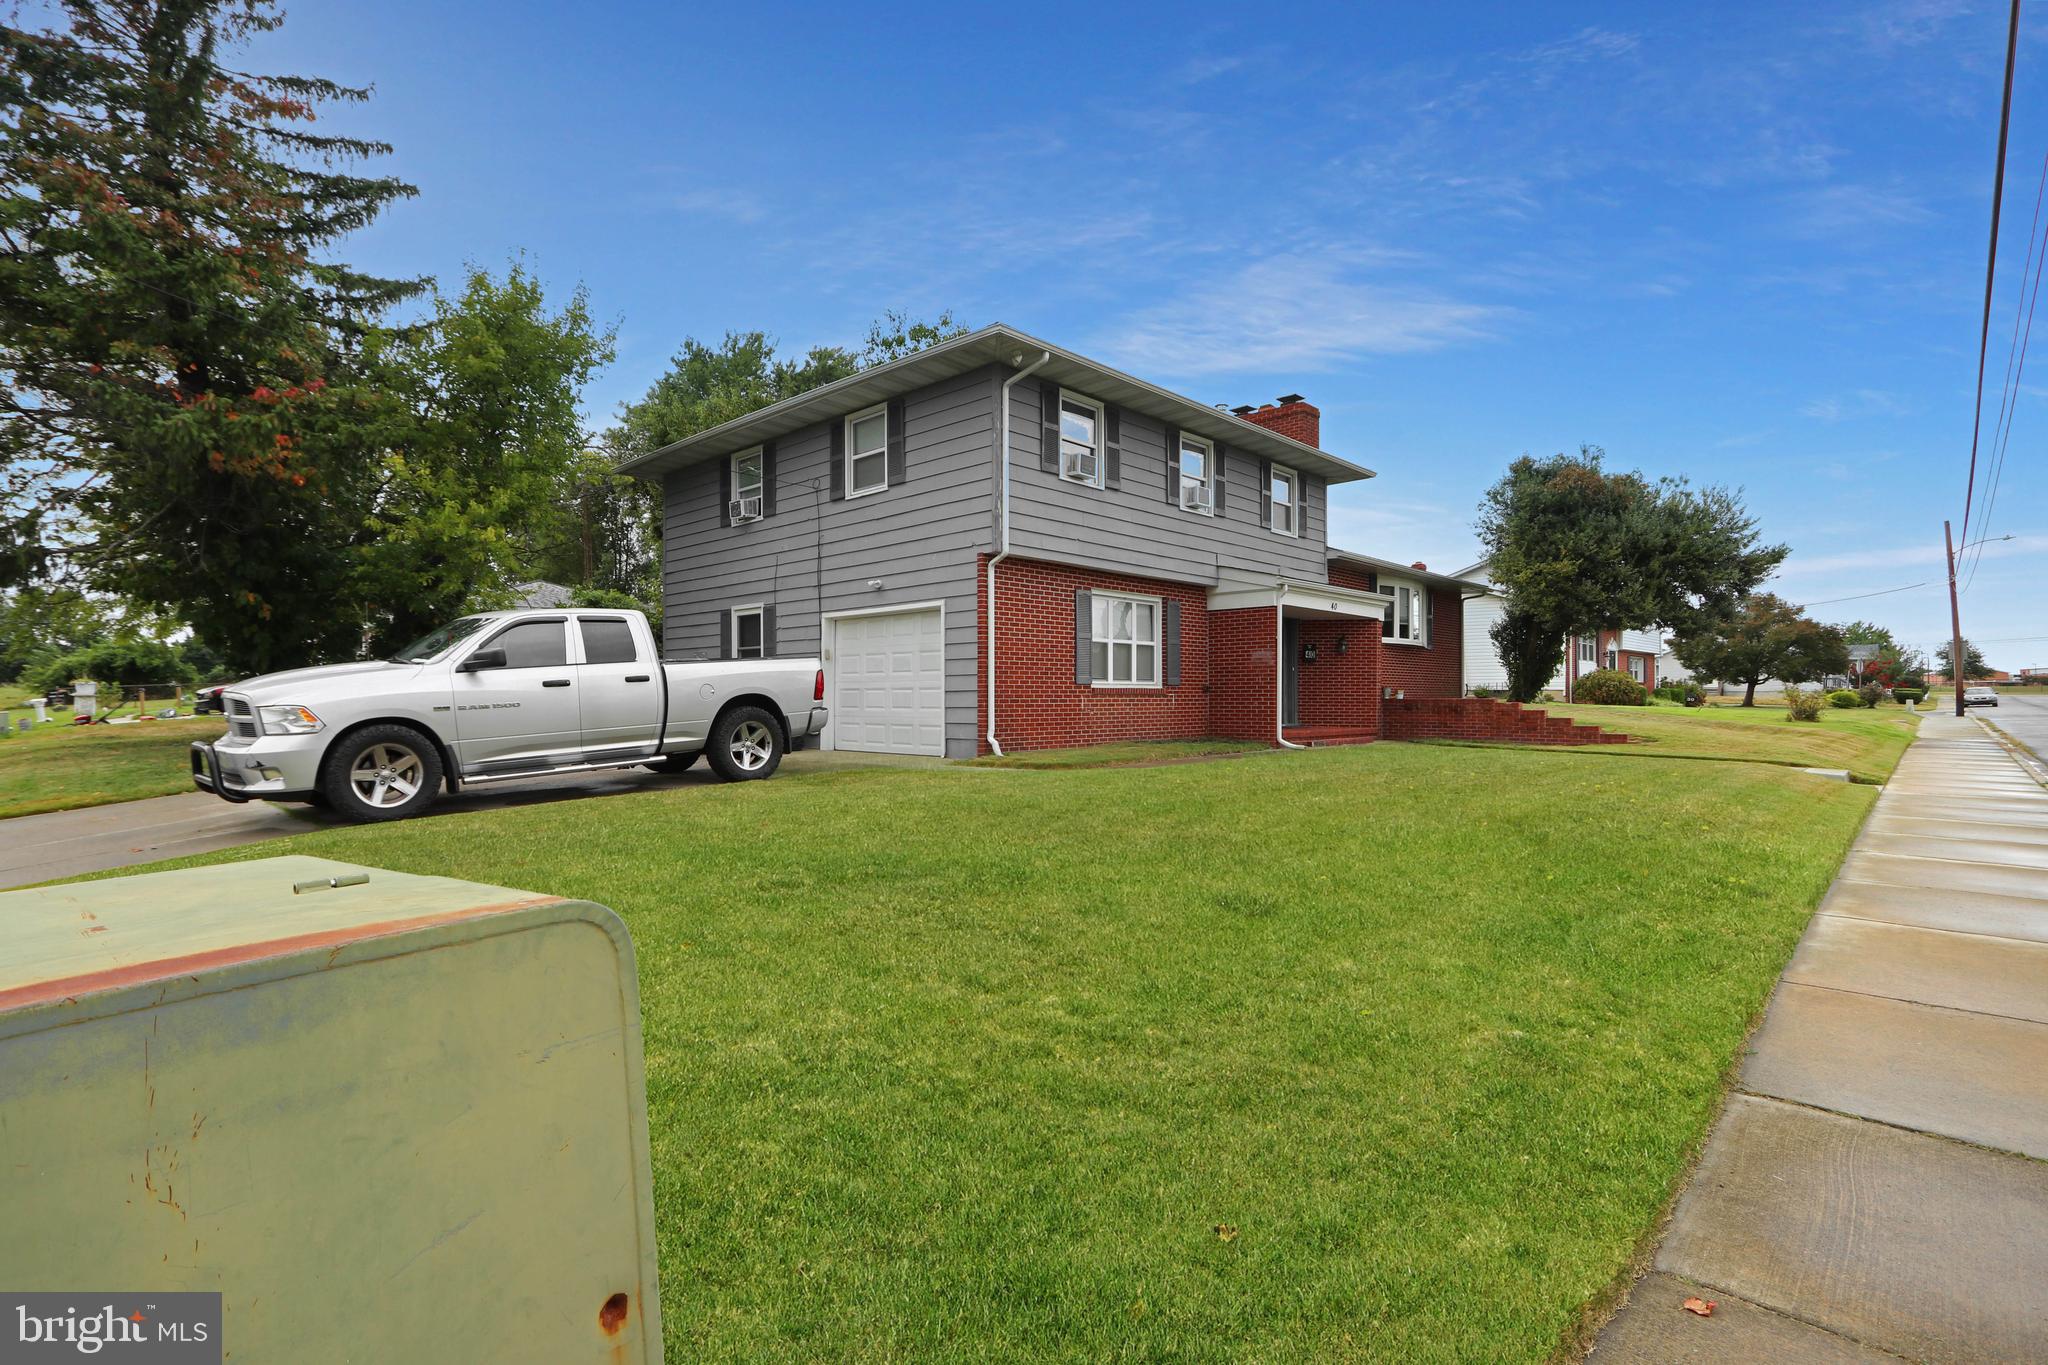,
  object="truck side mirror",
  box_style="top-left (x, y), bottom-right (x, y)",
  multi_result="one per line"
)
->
top-left (458, 647), bottom-right (507, 673)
